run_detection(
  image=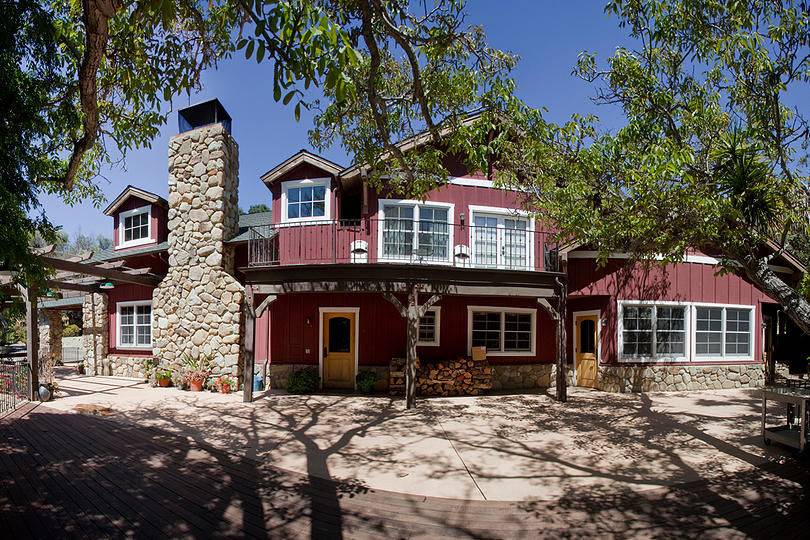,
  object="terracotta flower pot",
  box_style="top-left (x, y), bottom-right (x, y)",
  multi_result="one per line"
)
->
top-left (219, 384), bottom-right (231, 394)
top-left (157, 378), bottom-right (171, 388)
top-left (189, 380), bottom-right (204, 392)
